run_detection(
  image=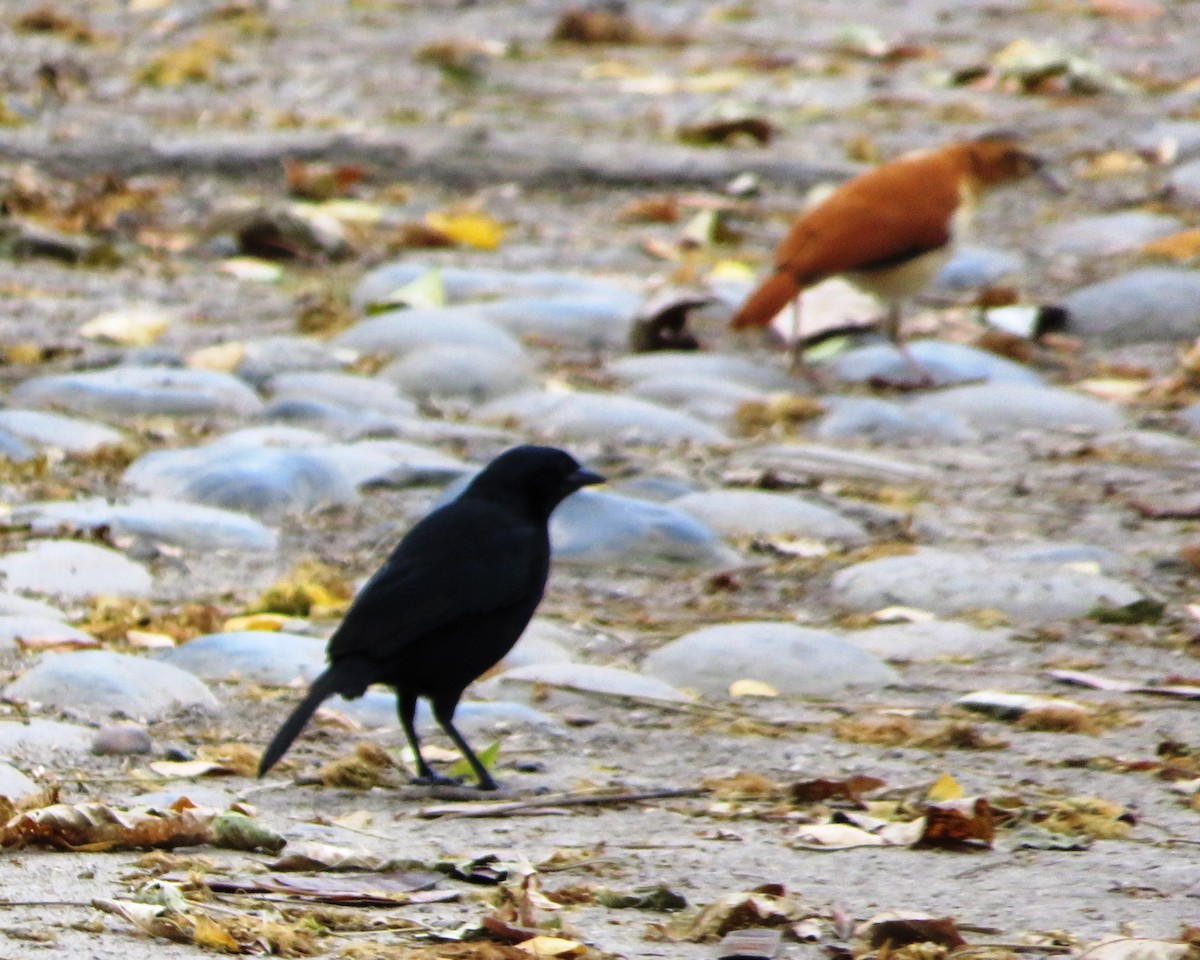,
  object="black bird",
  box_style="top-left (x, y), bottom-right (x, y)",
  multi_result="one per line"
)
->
top-left (257, 445), bottom-right (604, 790)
